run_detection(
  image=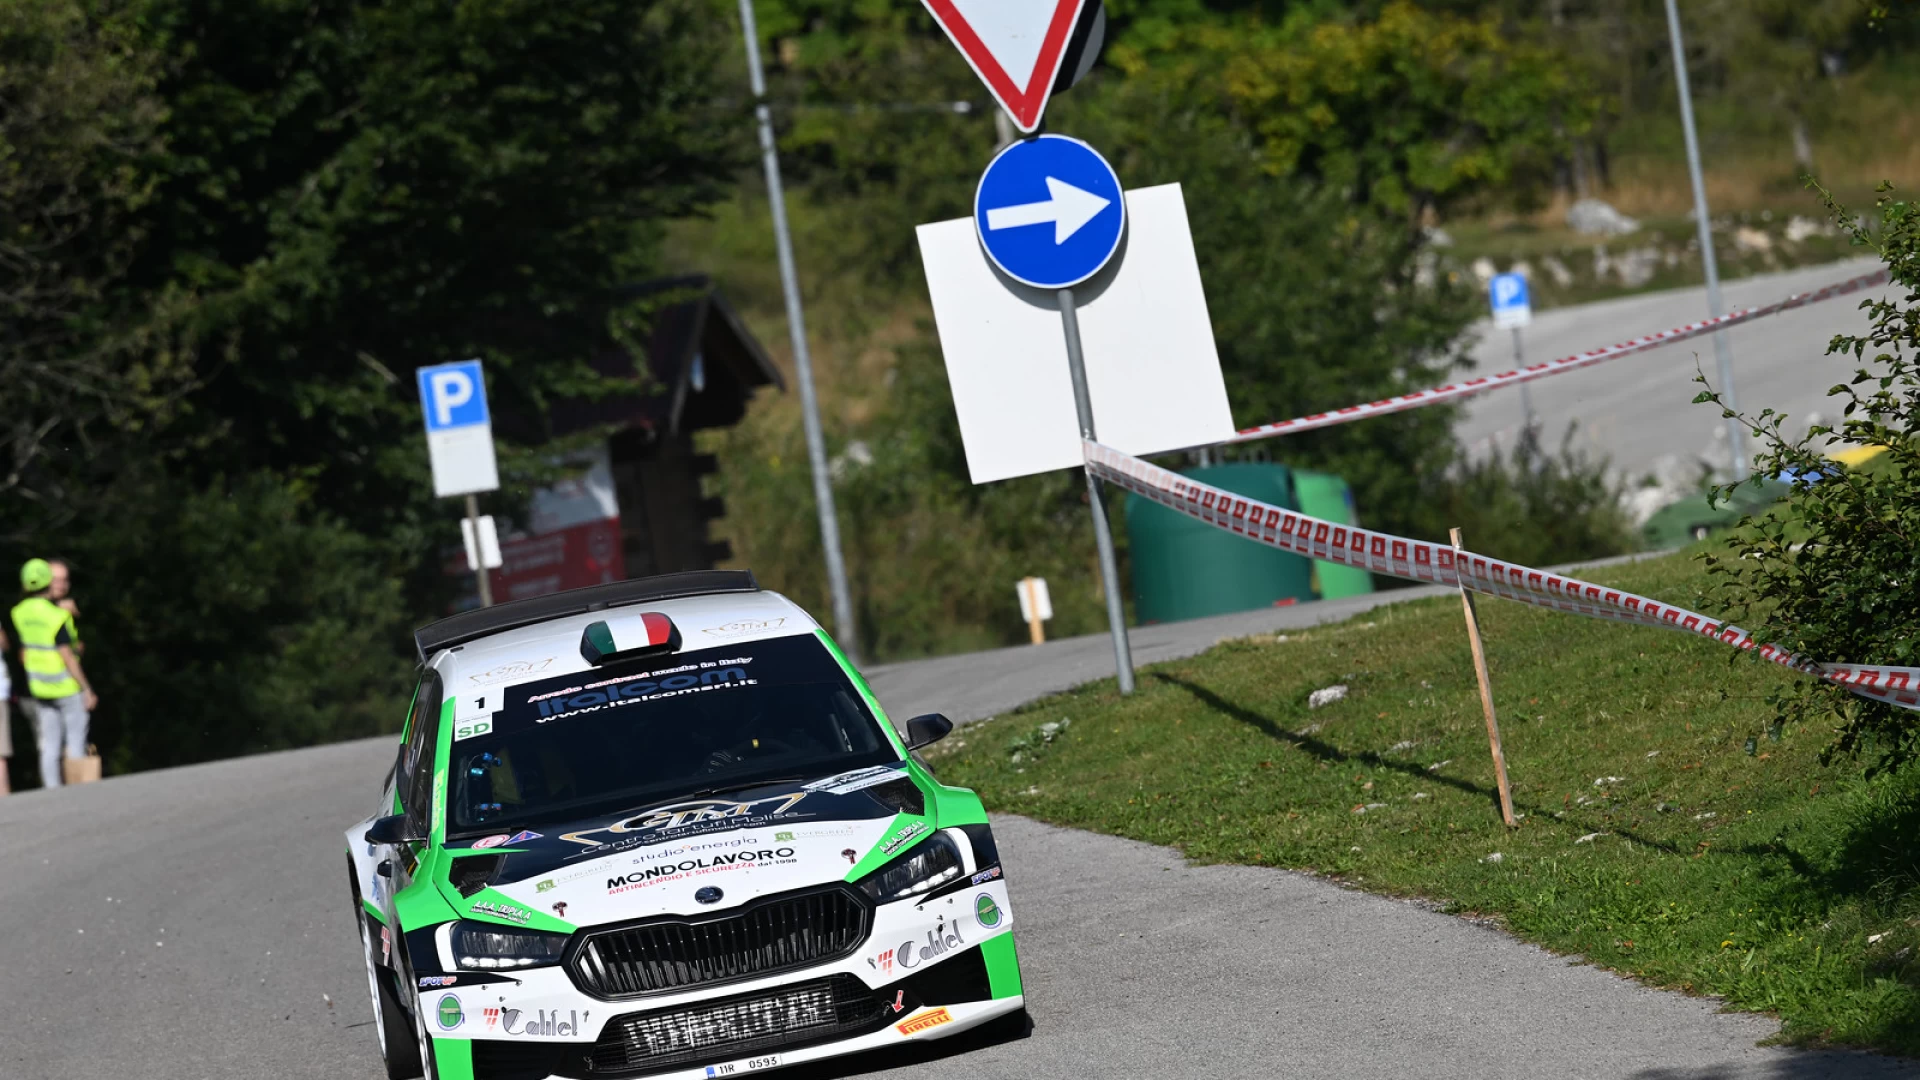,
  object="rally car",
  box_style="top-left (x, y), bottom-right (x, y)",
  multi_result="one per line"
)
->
top-left (346, 570), bottom-right (1024, 1080)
